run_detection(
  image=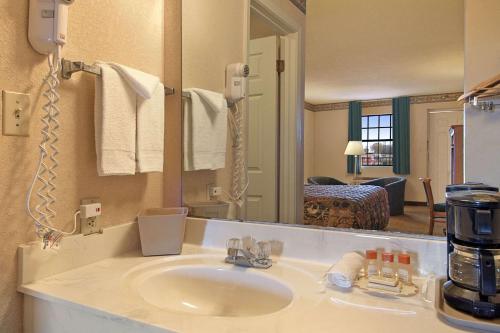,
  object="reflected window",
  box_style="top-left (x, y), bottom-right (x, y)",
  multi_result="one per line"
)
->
top-left (361, 114), bottom-right (393, 166)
